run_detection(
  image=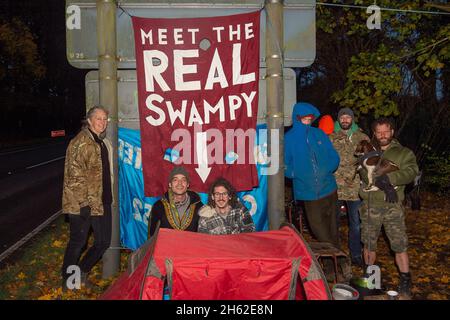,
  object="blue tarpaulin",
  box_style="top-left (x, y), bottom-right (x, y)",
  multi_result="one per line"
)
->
top-left (118, 126), bottom-right (270, 250)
